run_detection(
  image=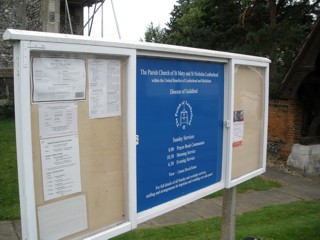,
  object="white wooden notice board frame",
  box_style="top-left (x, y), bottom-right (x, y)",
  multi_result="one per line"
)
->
top-left (3, 29), bottom-right (270, 239)
top-left (226, 59), bottom-right (269, 188)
